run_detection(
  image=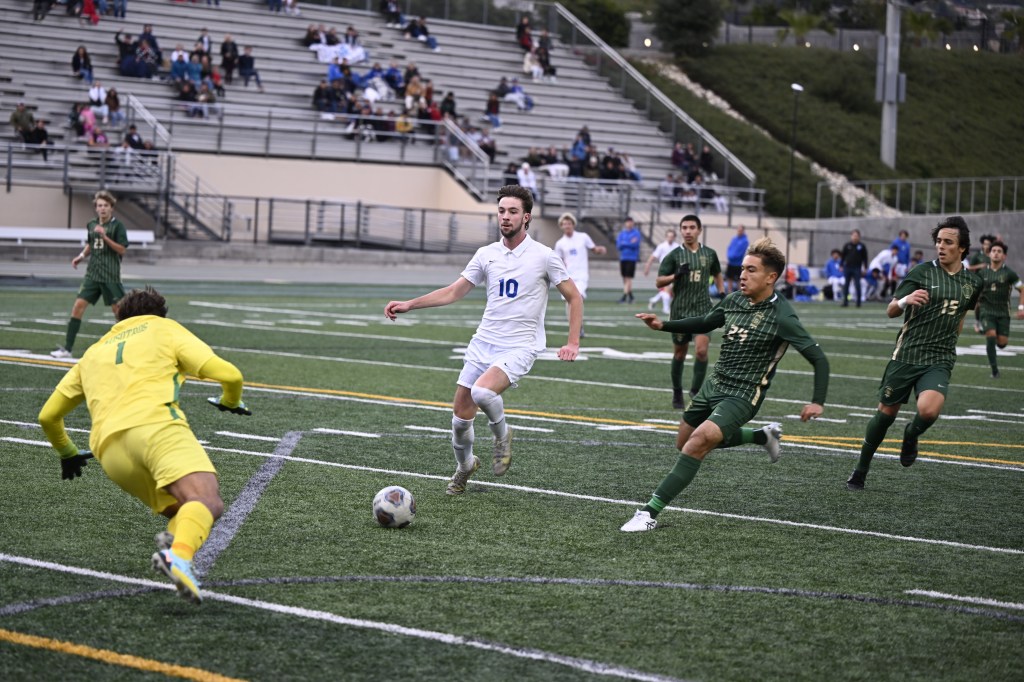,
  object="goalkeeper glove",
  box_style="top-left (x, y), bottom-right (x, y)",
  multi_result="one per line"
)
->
top-left (61, 451), bottom-right (92, 481)
top-left (208, 396), bottom-right (252, 416)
